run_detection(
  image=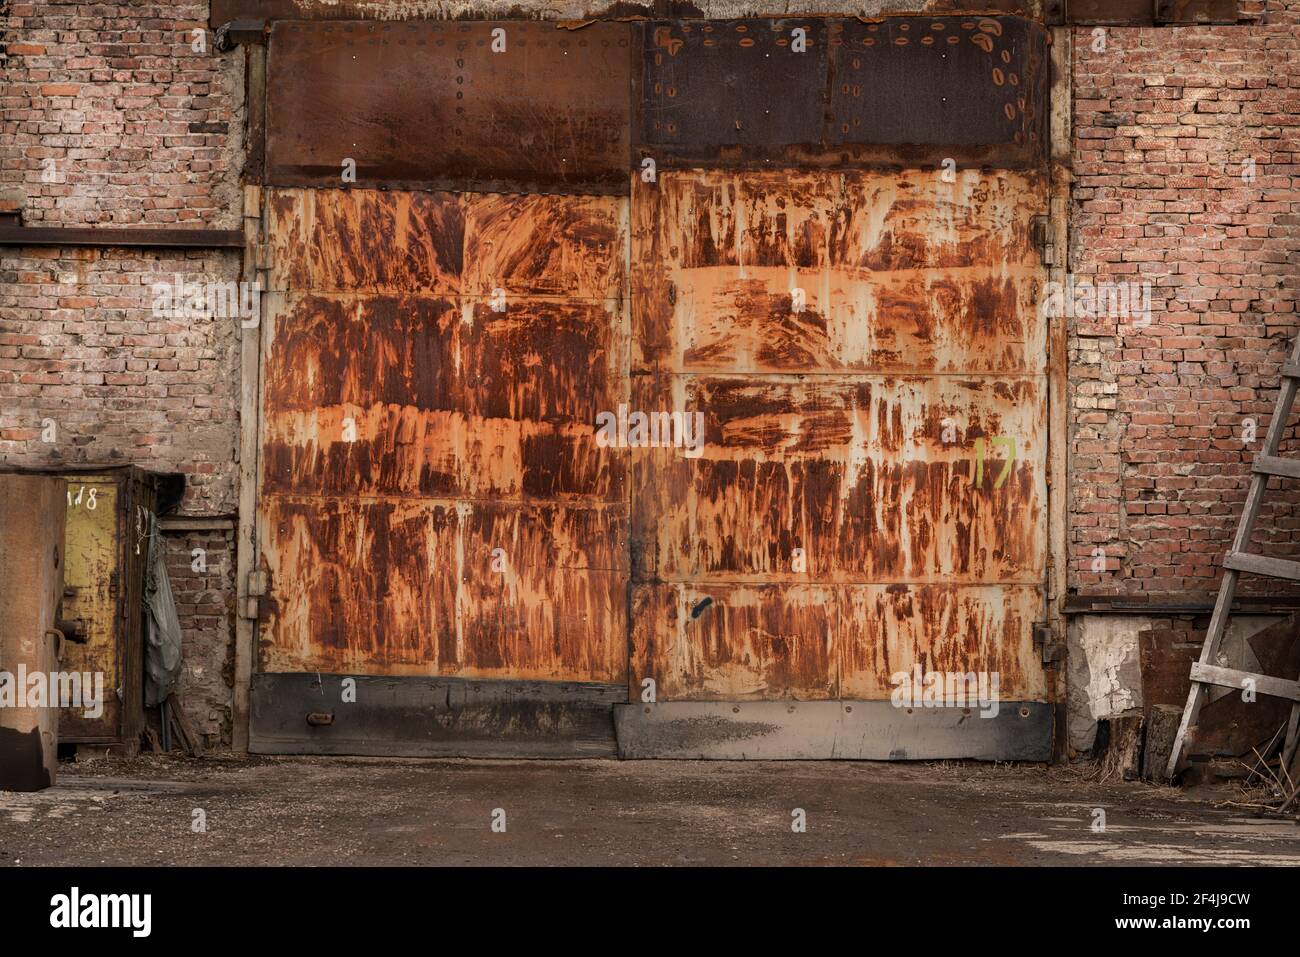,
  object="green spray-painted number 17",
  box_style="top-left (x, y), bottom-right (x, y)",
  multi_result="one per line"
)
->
top-left (972, 436), bottom-right (1017, 489)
